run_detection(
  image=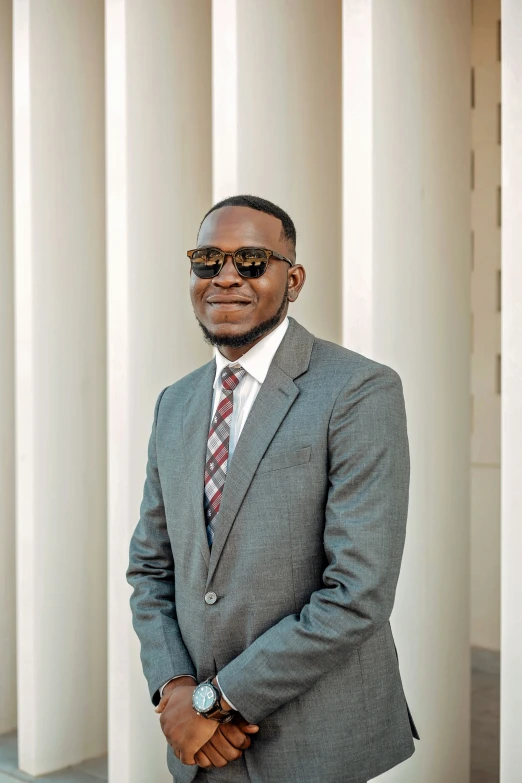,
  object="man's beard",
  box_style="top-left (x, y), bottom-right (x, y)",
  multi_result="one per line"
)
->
top-left (196, 282), bottom-right (288, 349)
